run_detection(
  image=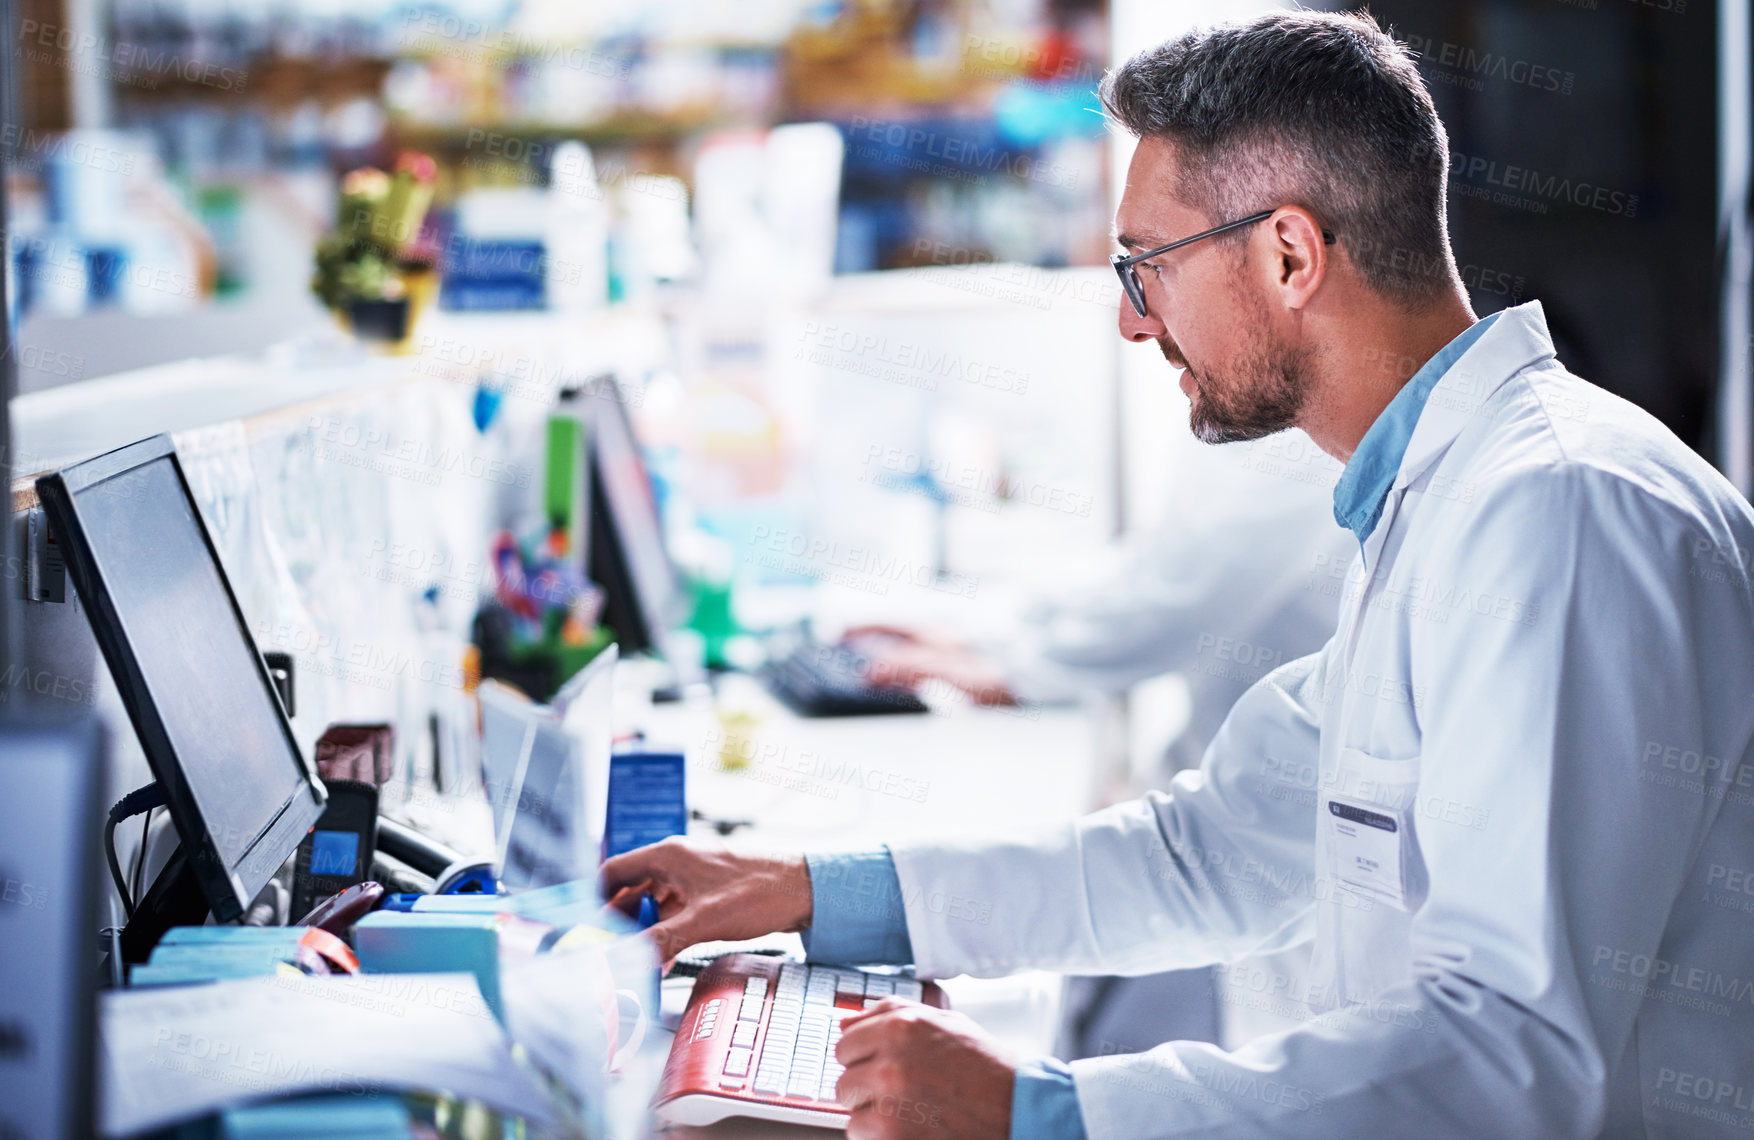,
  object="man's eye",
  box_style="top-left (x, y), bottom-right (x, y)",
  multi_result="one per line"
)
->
top-left (1144, 263), bottom-right (1164, 277)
